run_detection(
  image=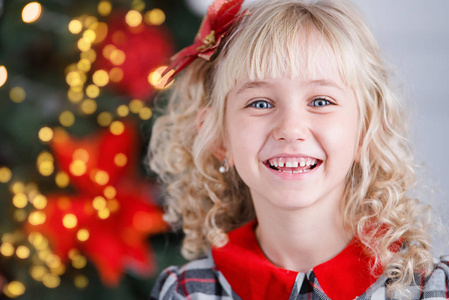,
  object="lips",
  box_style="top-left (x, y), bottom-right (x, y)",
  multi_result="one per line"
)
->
top-left (264, 157), bottom-right (321, 174)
